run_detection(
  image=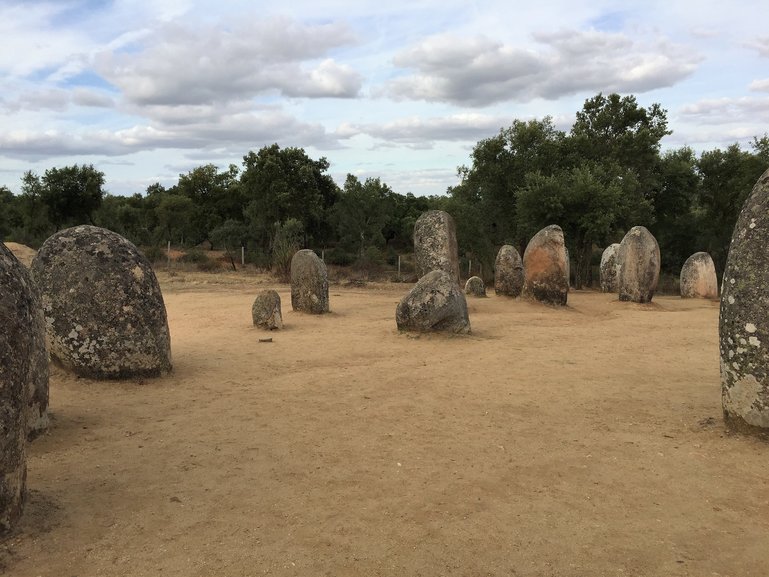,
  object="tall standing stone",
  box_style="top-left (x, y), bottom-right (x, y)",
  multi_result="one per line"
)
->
top-left (522, 225), bottom-right (569, 306)
top-left (680, 252), bottom-right (718, 299)
top-left (720, 168), bottom-right (769, 436)
top-left (599, 243), bottom-right (621, 293)
top-left (396, 270), bottom-right (470, 334)
top-left (30, 226), bottom-right (172, 379)
top-left (290, 249), bottom-right (329, 314)
top-left (413, 210), bottom-right (460, 282)
top-left (494, 245), bottom-right (524, 297)
top-left (0, 243), bottom-right (39, 531)
top-left (617, 226), bottom-right (660, 303)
